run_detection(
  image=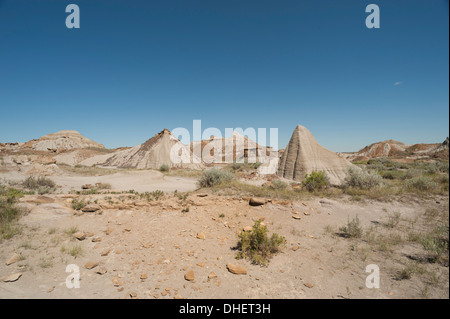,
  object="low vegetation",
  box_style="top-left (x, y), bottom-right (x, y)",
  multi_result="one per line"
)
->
top-left (198, 169), bottom-right (235, 188)
top-left (302, 171), bottom-right (330, 192)
top-left (338, 216), bottom-right (363, 238)
top-left (159, 164), bottom-right (170, 172)
top-left (22, 176), bottom-right (56, 195)
top-left (71, 199), bottom-right (87, 210)
top-left (235, 220), bottom-right (286, 266)
top-left (0, 186), bottom-right (24, 241)
top-left (330, 203), bottom-right (449, 295)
